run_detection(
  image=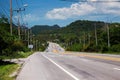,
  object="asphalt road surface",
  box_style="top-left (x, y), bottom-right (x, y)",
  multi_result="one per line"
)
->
top-left (16, 52), bottom-right (120, 80)
top-left (45, 42), bottom-right (65, 52)
top-left (16, 43), bottom-right (120, 80)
